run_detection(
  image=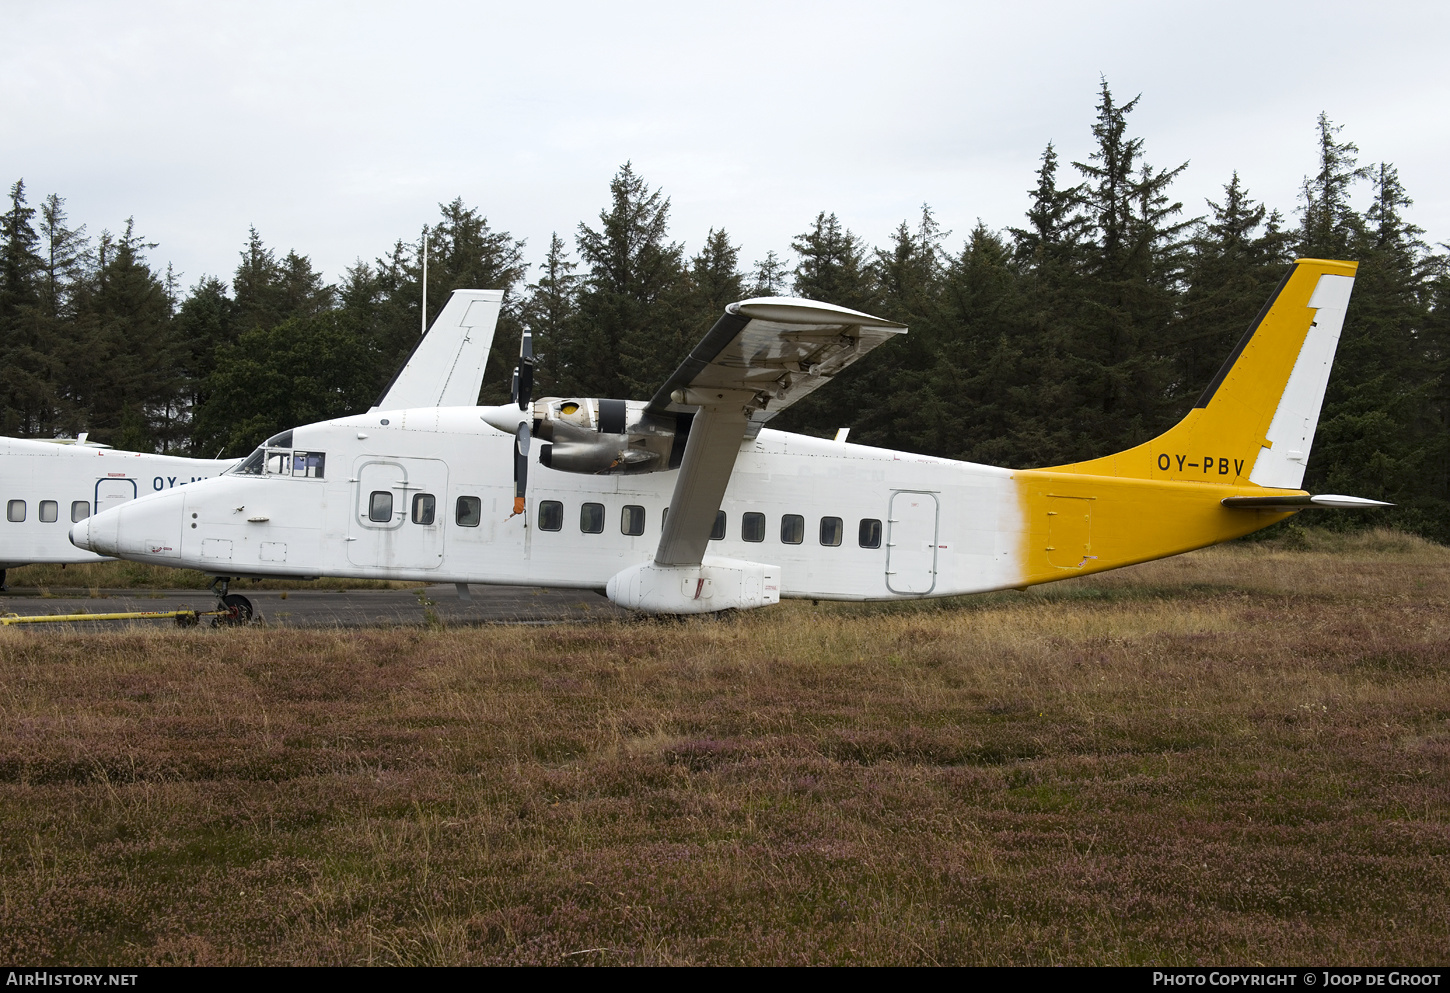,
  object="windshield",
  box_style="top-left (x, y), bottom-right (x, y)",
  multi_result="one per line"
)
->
top-left (228, 446), bottom-right (325, 478)
top-left (231, 448), bottom-right (266, 475)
